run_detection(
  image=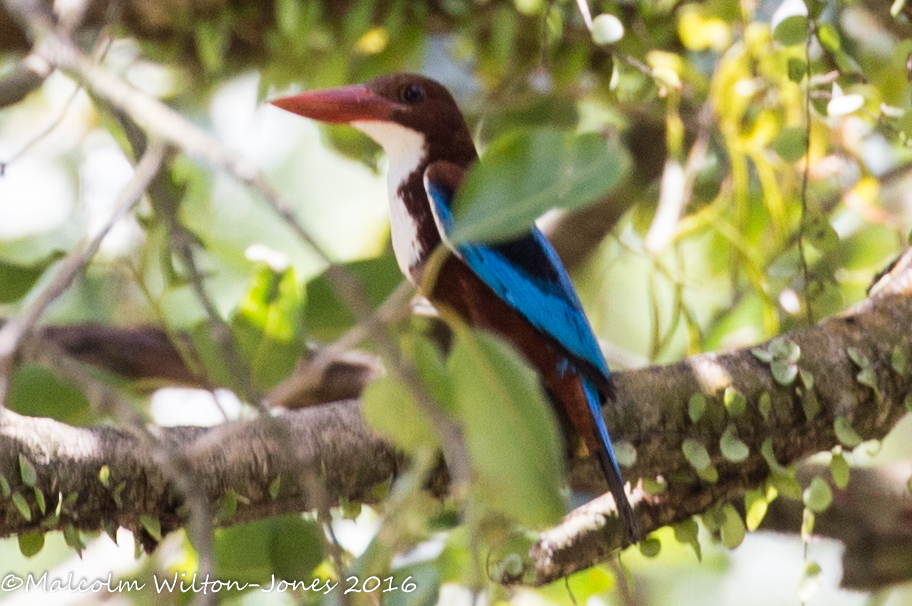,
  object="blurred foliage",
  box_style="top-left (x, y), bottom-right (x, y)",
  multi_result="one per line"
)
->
top-left (3, 0), bottom-right (912, 604)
